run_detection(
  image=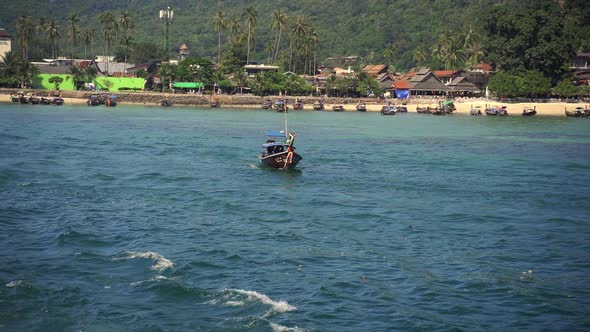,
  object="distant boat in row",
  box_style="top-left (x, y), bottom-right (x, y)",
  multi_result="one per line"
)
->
top-left (88, 94), bottom-right (117, 107)
top-left (11, 92), bottom-right (63, 106)
top-left (565, 106), bottom-right (590, 117)
top-left (522, 106), bottom-right (537, 116)
top-left (485, 105), bottom-right (508, 116)
top-left (313, 101), bottom-right (324, 111)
